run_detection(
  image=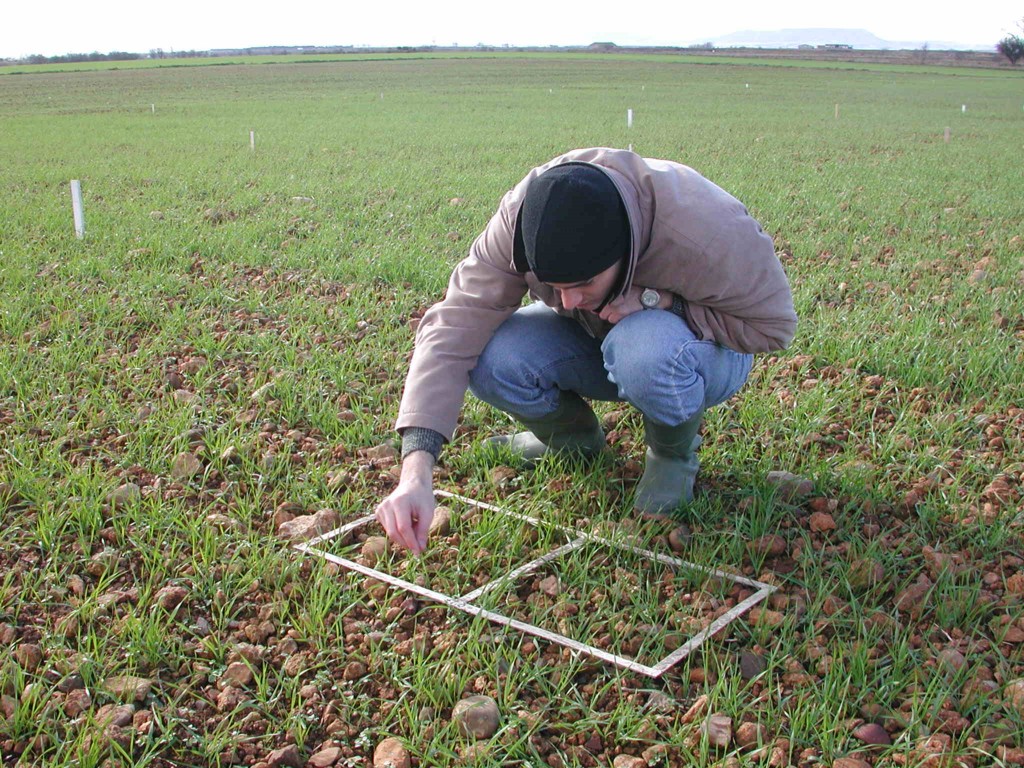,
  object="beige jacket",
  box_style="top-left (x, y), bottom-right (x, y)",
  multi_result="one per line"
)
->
top-left (396, 148), bottom-right (797, 441)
